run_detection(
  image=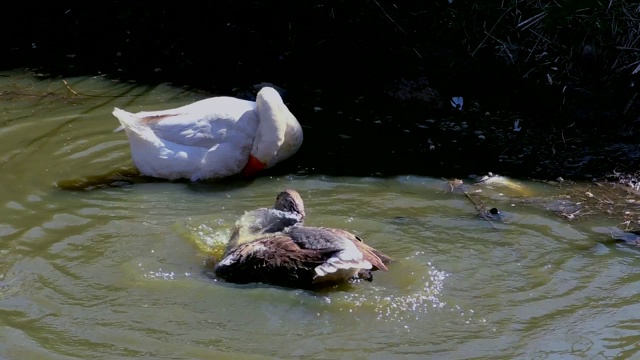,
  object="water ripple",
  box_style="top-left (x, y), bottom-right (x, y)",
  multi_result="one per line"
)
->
top-left (2, 70), bottom-right (640, 359)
